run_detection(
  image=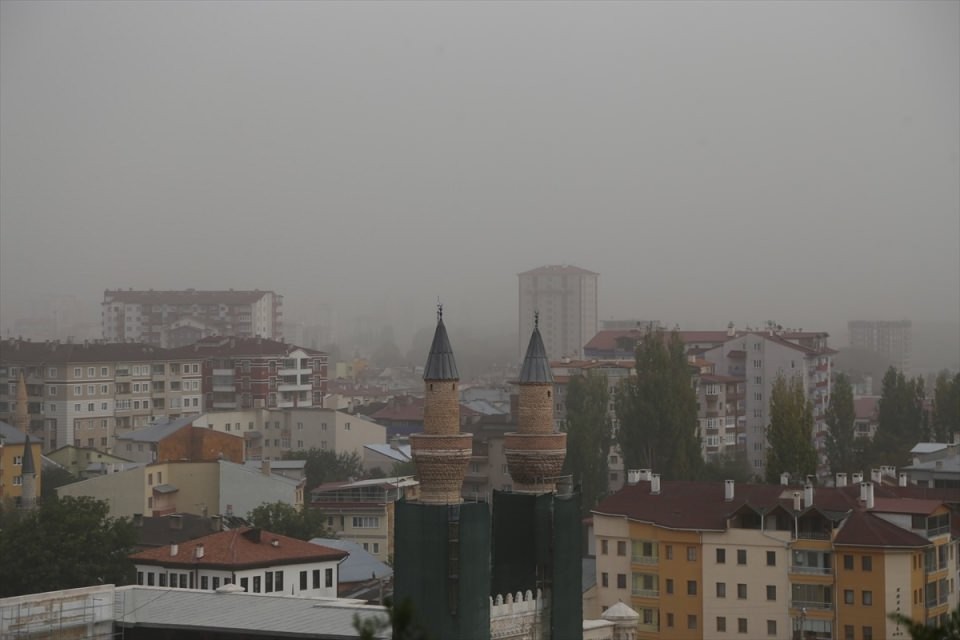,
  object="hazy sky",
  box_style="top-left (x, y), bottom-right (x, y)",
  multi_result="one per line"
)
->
top-left (1, 1), bottom-right (958, 346)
